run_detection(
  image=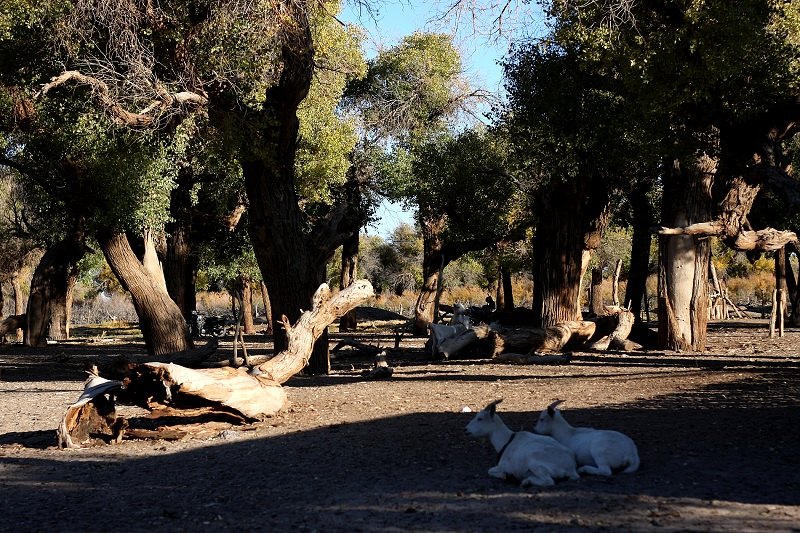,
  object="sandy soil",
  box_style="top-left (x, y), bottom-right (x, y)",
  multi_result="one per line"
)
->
top-left (1, 317), bottom-right (799, 532)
